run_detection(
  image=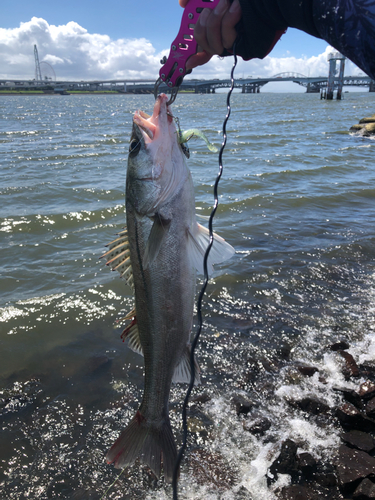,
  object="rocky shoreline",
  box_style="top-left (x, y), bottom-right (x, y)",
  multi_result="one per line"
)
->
top-left (262, 342), bottom-right (375, 500)
top-left (350, 114), bottom-right (375, 137)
